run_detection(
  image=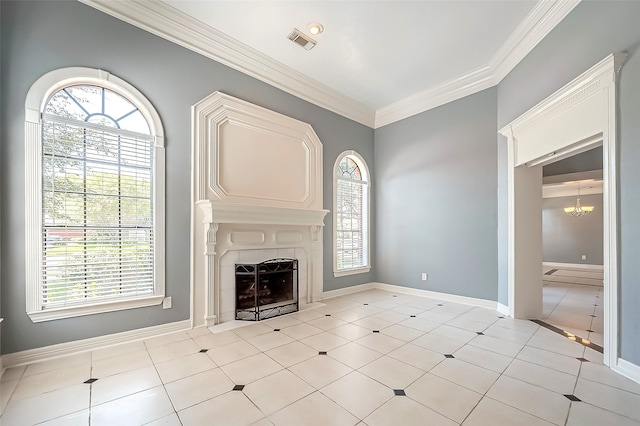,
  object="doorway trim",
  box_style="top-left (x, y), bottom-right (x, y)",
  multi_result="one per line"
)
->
top-left (499, 53), bottom-right (626, 369)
